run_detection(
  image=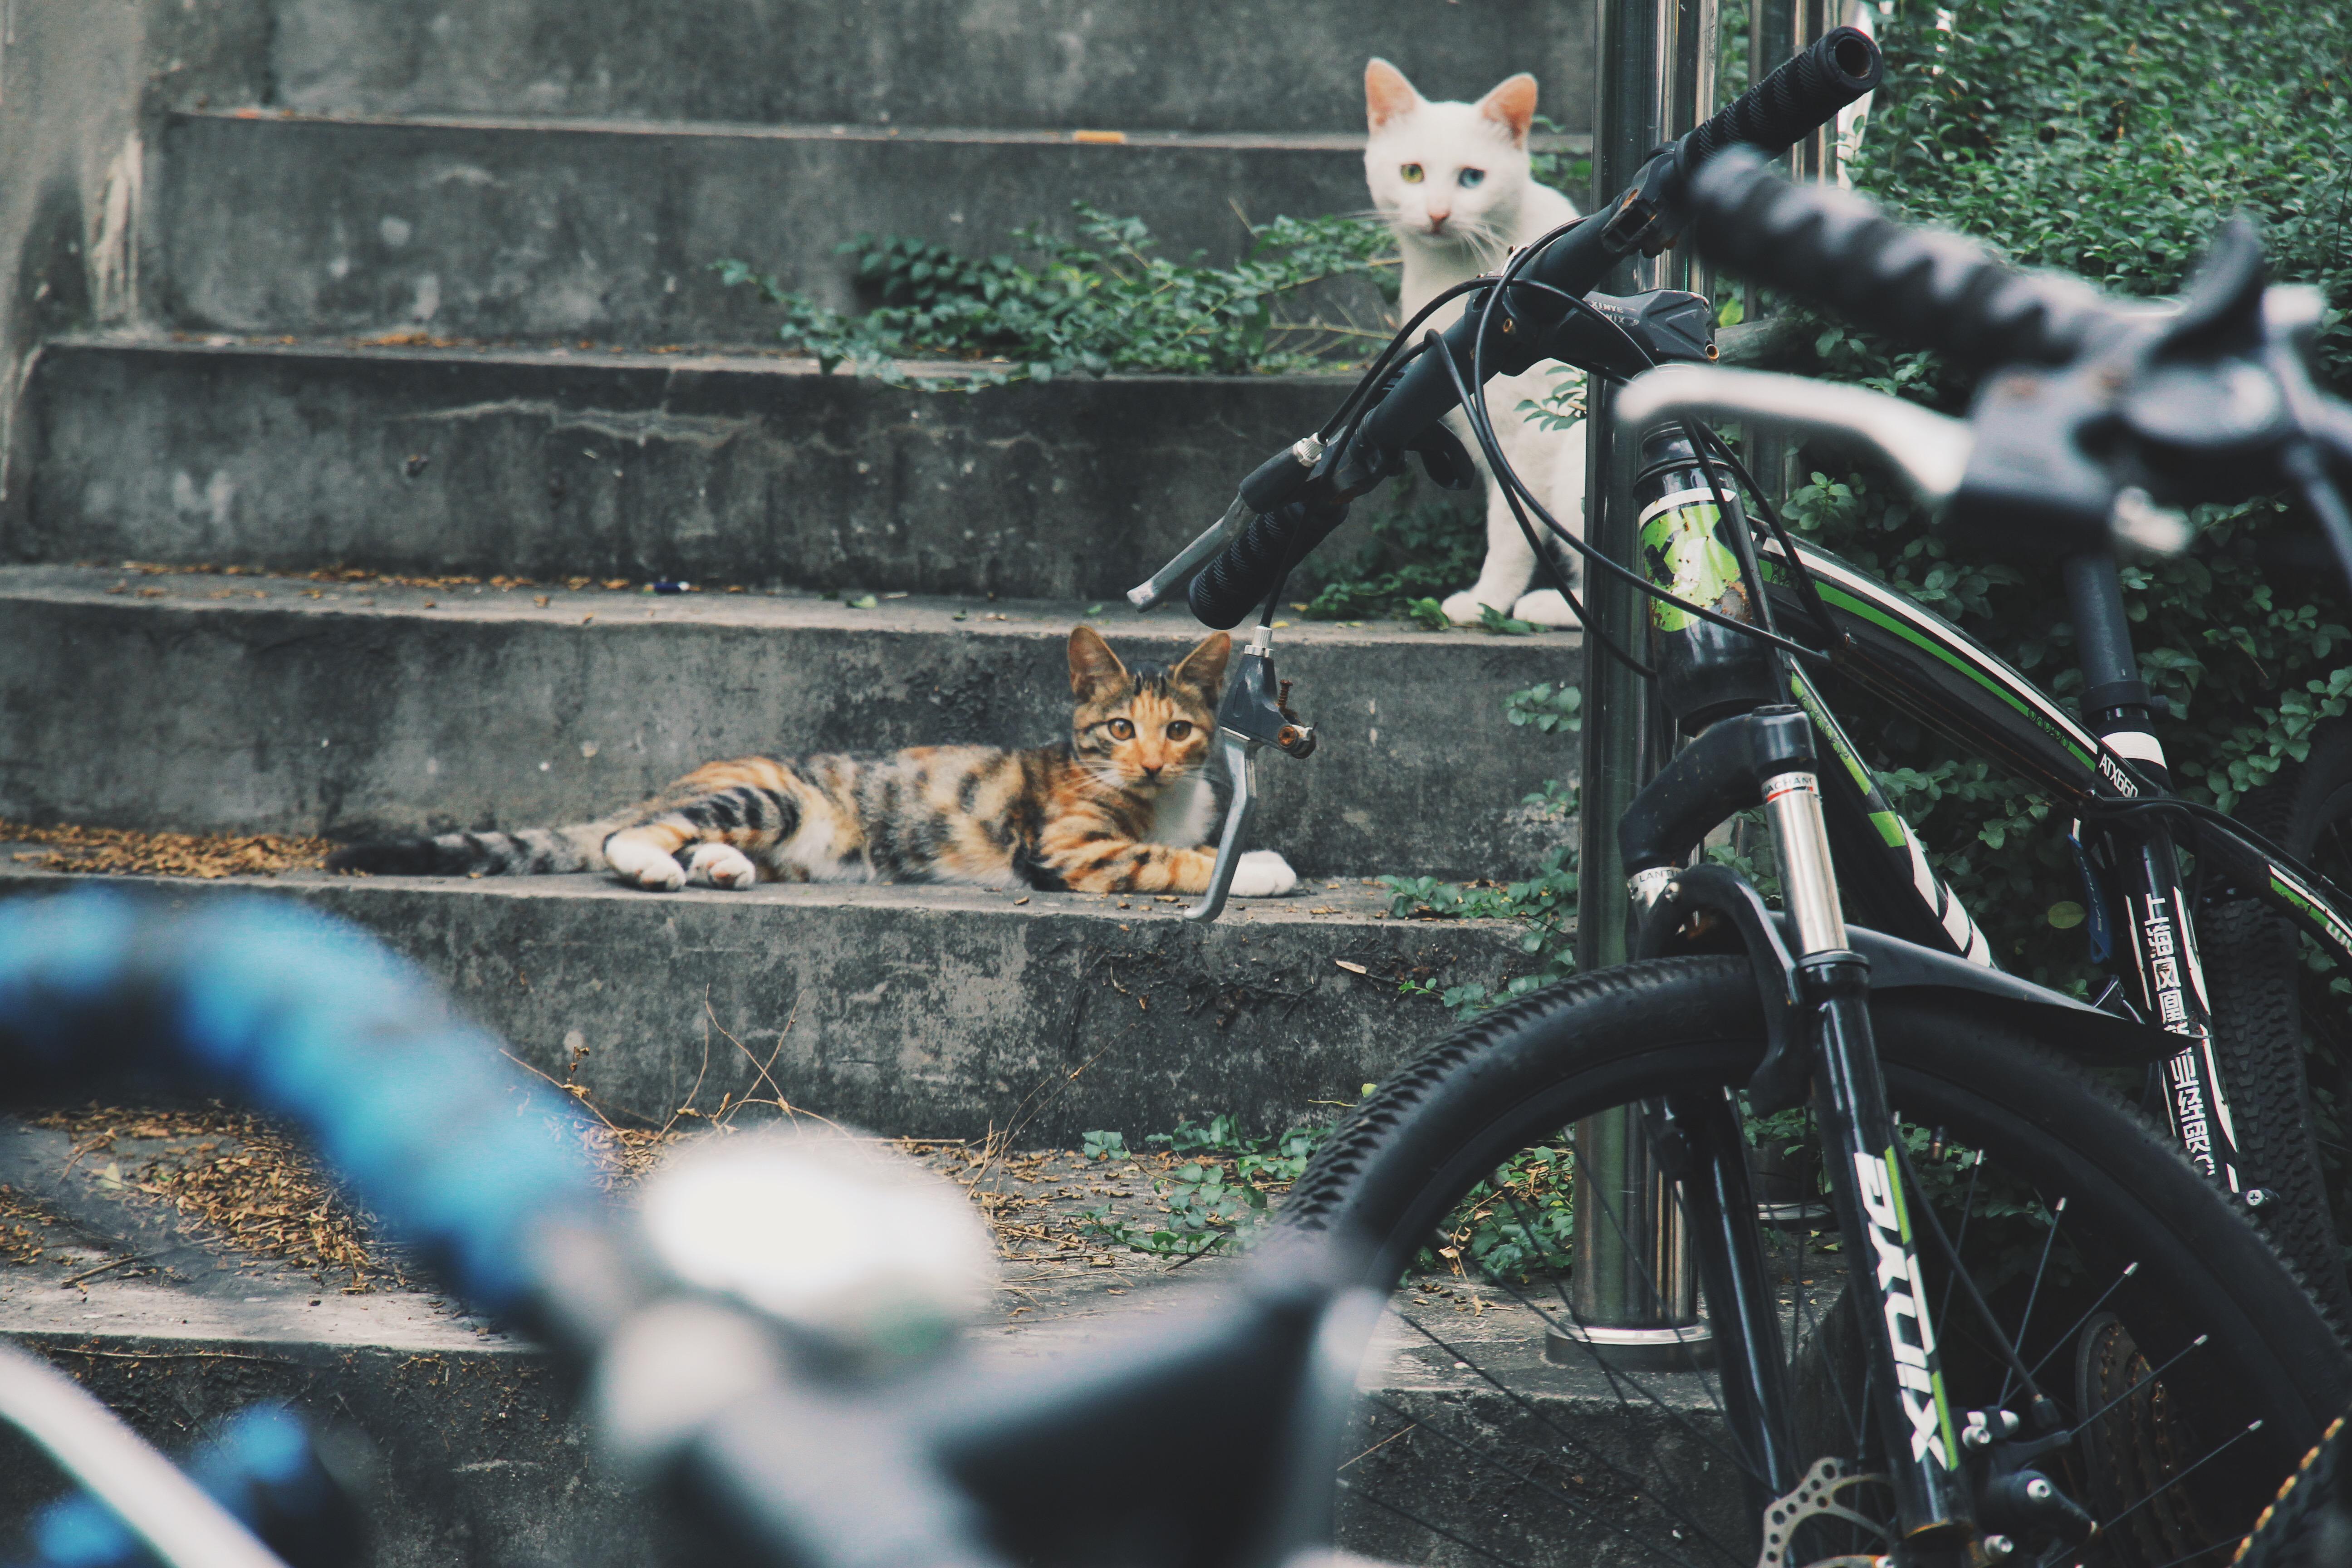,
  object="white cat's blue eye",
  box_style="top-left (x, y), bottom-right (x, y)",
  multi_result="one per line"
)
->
top-left (1400, 163), bottom-right (1425, 184)
top-left (1458, 167), bottom-right (1486, 188)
